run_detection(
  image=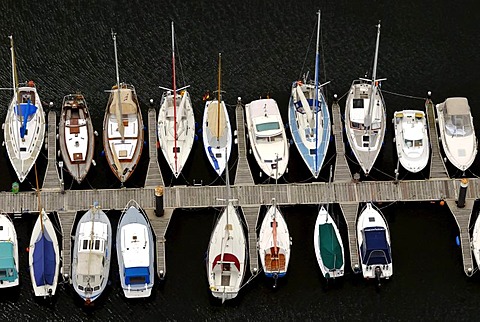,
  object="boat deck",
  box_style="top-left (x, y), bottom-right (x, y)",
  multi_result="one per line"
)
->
top-left (19, 97), bottom-right (476, 283)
